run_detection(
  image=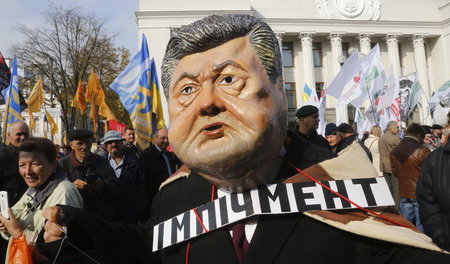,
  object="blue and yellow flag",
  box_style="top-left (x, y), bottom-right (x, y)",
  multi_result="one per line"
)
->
top-left (110, 34), bottom-right (165, 150)
top-left (302, 83), bottom-right (312, 102)
top-left (1, 56), bottom-right (22, 125)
